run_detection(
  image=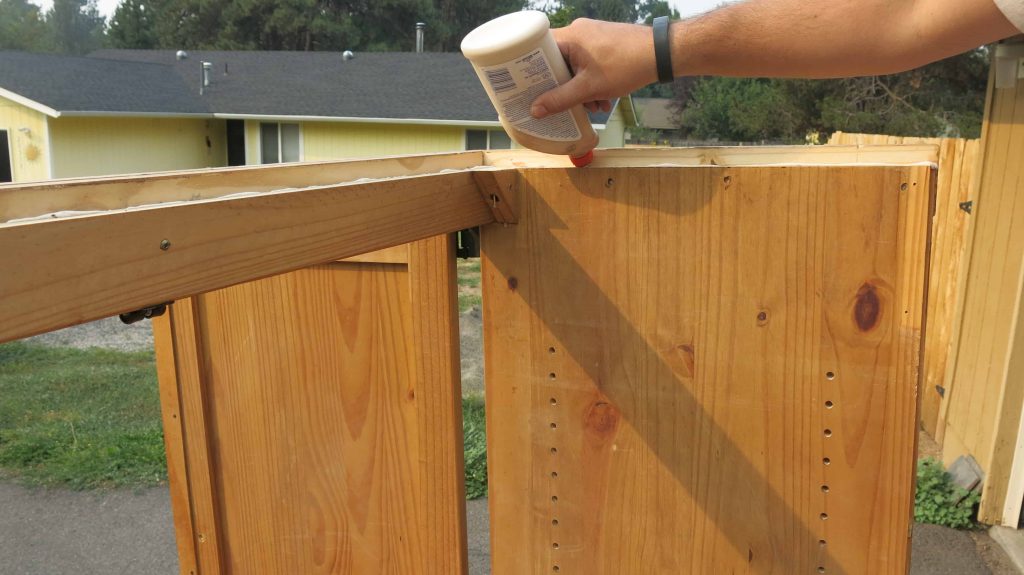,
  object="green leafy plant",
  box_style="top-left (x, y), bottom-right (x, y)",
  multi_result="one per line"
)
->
top-left (463, 396), bottom-right (488, 499)
top-left (915, 457), bottom-right (980, 529)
